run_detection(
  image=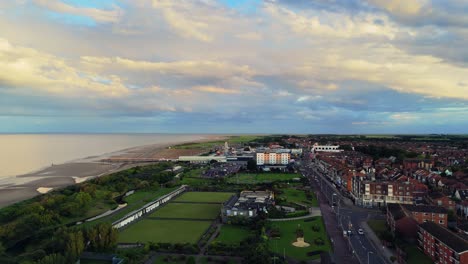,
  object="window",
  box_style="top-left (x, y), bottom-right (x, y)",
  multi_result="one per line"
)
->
top-left (424, 213), bottom-right (429, 216)
top-left (439, 220), bottom-right (444, 224)
top-left (439, 214), bottom-right (444, 218)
